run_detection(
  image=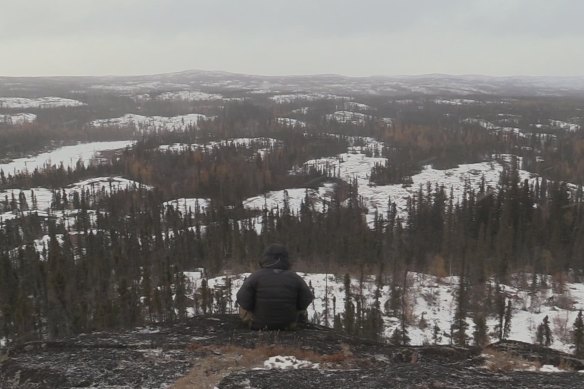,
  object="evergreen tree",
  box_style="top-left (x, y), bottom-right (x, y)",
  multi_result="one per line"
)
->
top-left (451, 273), bottom-right (468, 346)
top-left (473, 314), bottom-right (489, 347)
top-left (573, 310), bottom-right (584, 357)
top-left (494, 286), bottom-right (506, 340)
top-left (390, 323), bottom-right (410, 345)
top-left (503, 299), bottom-right (513, 339)
top-left (432, 322), bottom-right (442, 345)
top-left (536, 316), bottom-right (553, 347)
top-left (342, 273), bottom-right (355, 335)
top-left (174, 272), bottom-right (188, 320)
